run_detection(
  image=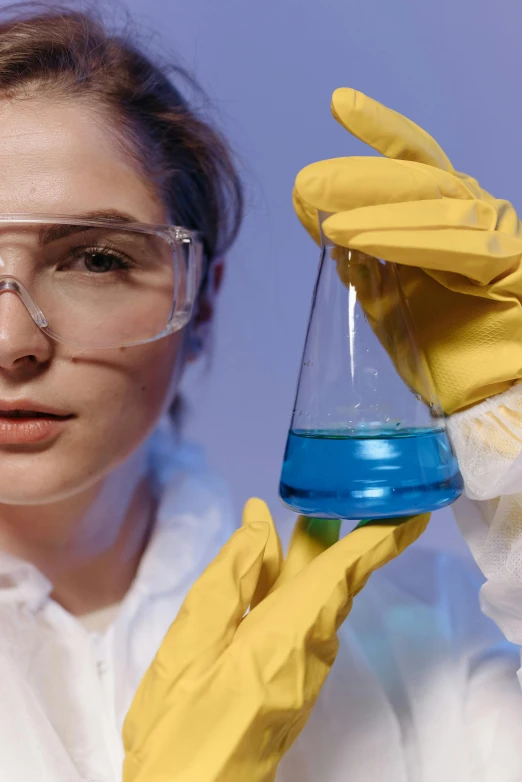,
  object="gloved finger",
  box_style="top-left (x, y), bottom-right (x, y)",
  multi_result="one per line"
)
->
top-left (274, 516), bottom-right (342, 589)
top-left (294, 157), bottom-right (471, 213)
top-left (322, 199), bottom-right (497, 243)
top-left (243, 498), bottom-right (284, 608)
top-left (331, 227), bottom-right (522, 284)
top-left (331, 88), bottom-right (454, 172)
top-left (293, 157), bottom-right (473, 244)
top-left (240, 514), bottom-right (429, 643)
top-left (151, 518), bottom-right (271, 680)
